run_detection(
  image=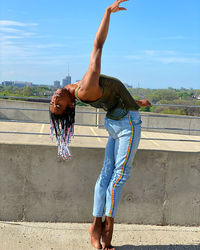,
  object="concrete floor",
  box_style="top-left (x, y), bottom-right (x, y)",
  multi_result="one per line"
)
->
top-left (0, 121), bottom-right (200, 152)
top-left (0, 222), bottom-right (200, 250)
